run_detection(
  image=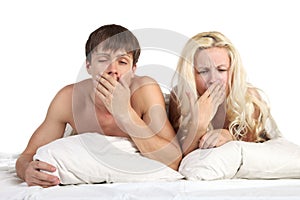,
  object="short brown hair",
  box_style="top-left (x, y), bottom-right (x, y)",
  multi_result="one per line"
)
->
top-left (85, 24), bottom-right (141, 65)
